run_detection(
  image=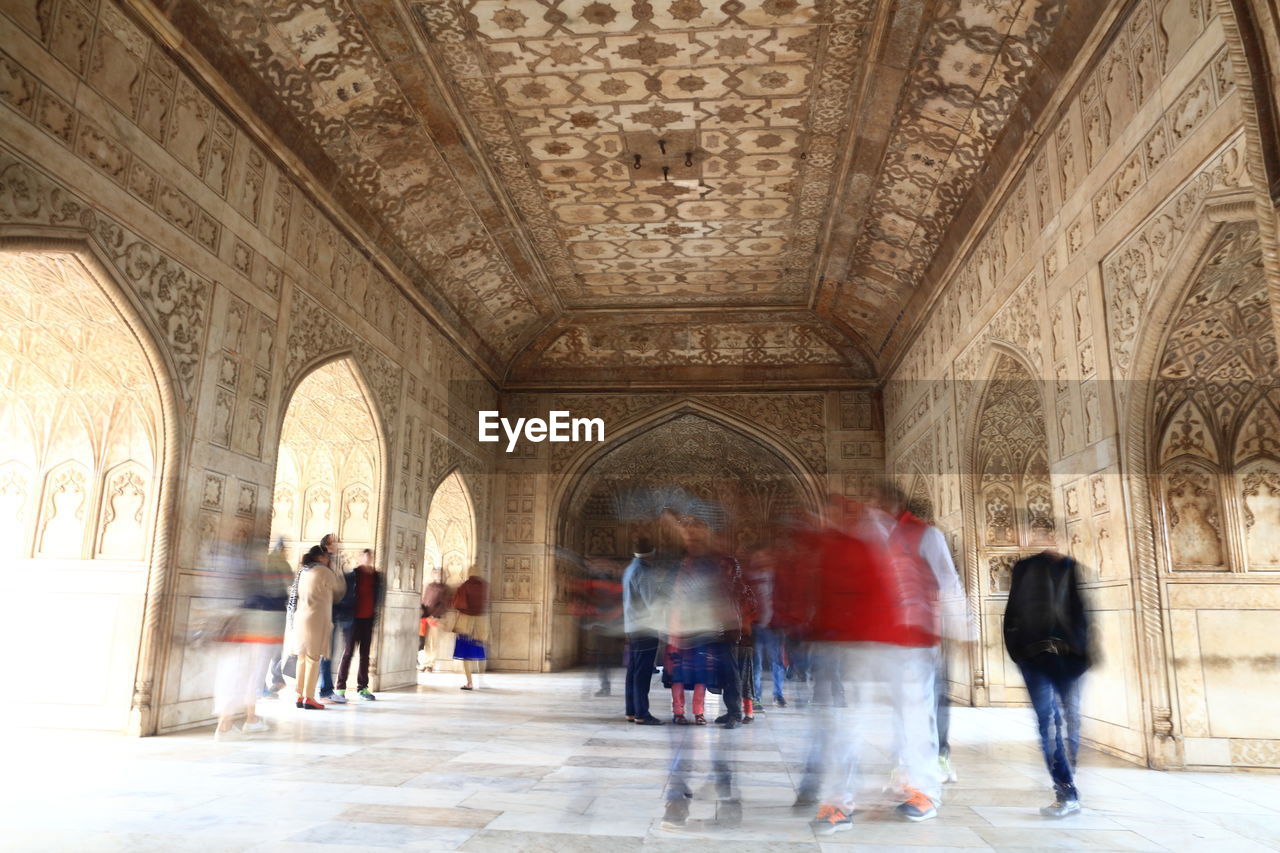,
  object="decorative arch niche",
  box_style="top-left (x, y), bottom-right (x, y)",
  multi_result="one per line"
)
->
top-left (1152, 224), bottom-right (1279, 573)
top-left (973, 352), bottom-right (1057, 595)
top-left (0, 248), bottom-right (172, 732)
top-left (270, 357), bottom-right (383, 569)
